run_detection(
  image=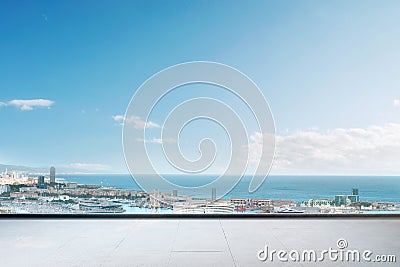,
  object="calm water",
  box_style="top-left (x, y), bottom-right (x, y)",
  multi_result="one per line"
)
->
top-left (59, 174), bottom-right (400, 203)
